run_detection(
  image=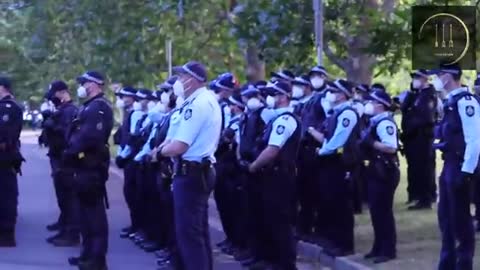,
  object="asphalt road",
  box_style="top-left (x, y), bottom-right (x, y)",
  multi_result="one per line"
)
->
top-left (0, 132), bottom-right (320, 270)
